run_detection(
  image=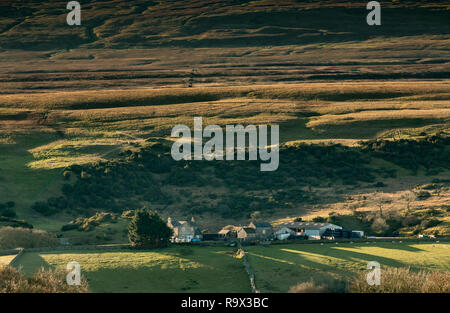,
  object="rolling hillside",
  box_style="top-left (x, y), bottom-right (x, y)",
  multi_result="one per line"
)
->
top-left (0, 0), bottom-right (449, 93)
top-left (0, 0), bottom-right (449, 240)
